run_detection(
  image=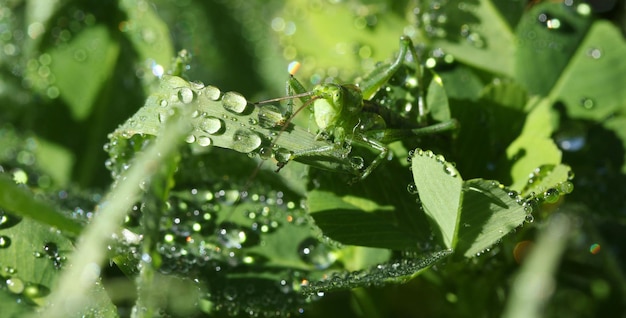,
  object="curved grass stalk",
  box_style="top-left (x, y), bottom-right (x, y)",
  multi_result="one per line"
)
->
top-left (39, 107), bottom-right (192, 318)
